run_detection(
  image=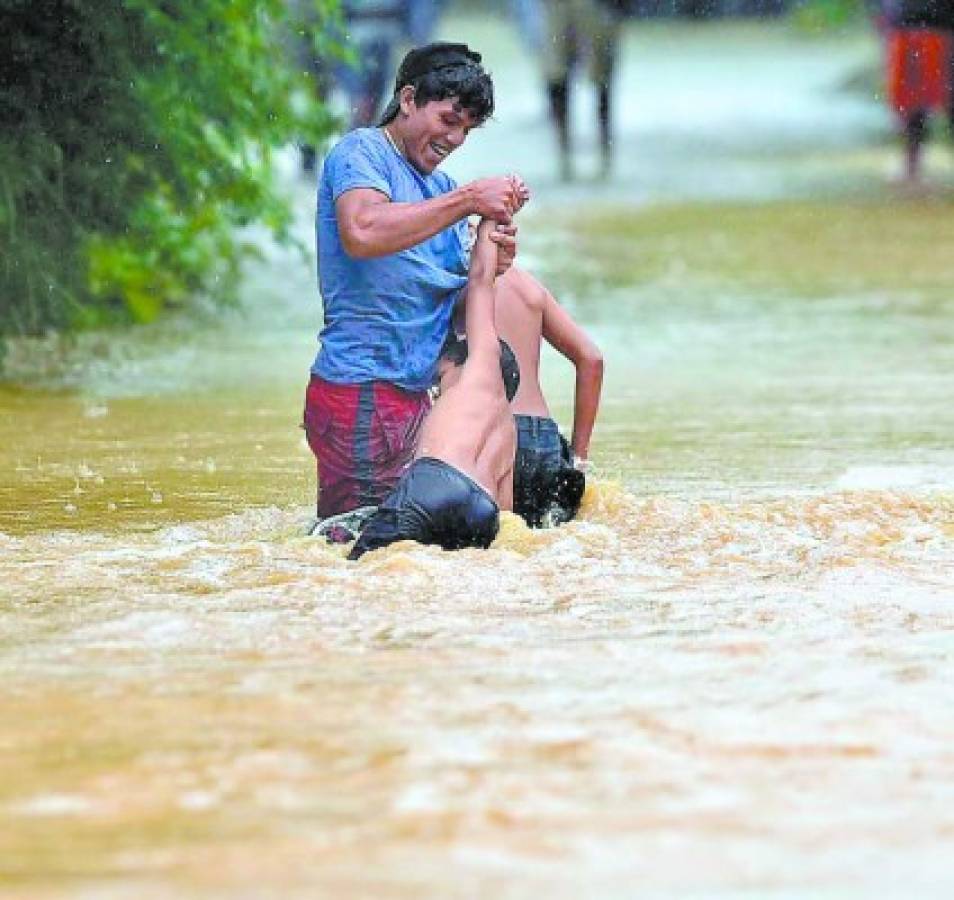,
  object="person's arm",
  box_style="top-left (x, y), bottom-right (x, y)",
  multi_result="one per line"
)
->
top-left (491, 222), bottom-right (519, 277)
top-left (336, 176), bottom-right (526, 259)
top-left (463, 218), bottom-right (500, 361)
top-left (540, 294), bottom-right (604, 461)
